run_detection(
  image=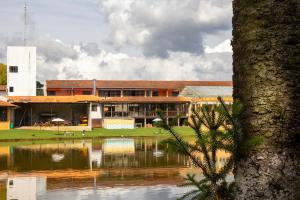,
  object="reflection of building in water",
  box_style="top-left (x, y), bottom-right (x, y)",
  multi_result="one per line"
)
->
top-left (102, 138), bottom-right (136, 168)
top-left (191, 150), bottom-right (231, 170)
top-left (88, 143), bottom-right (102, 168)
top-left (7, 176), bottom-right (46, 200)
top-left (6, 142), bottom-right (90, 171)
top-left (103, 138), bottom-right (135, 155)
top-left (0, 146), bottom-right (11, 170)
top-left (0, 138), bottom-right (191, 171)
